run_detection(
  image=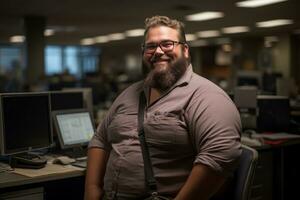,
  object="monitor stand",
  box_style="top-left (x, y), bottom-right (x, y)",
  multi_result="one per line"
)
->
top-left (10, 153), bottom-right (47, 169)
top-left (63, 147), bottom-right (87, 159)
